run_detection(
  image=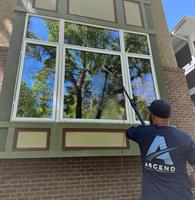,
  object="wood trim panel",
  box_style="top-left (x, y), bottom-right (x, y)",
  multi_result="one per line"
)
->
top-left (32, 0), bottom-right (59, 12)
top-left (123, 0), bottom-right (144, 28)
top-left (13, 128), bottom-right (50, 151)
top-left (62, 128), bottom-right (129, 150)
